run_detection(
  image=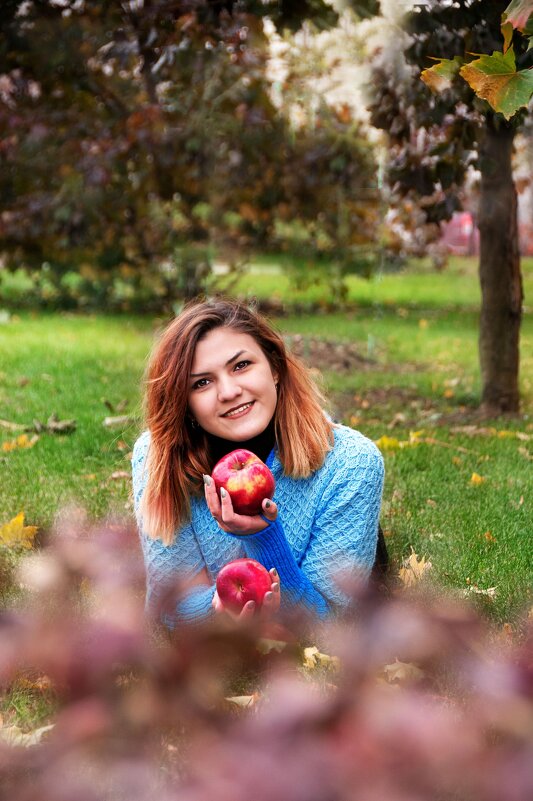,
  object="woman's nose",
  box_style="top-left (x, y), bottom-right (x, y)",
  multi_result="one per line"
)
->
top-left (217, 375), bottom-right (242, 402)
